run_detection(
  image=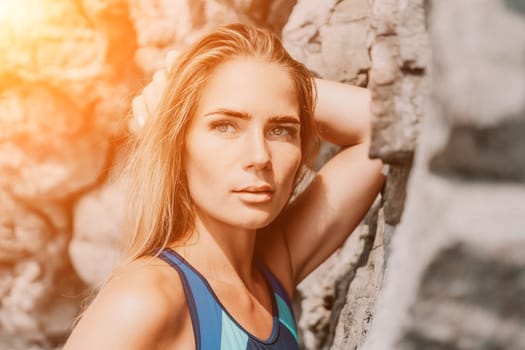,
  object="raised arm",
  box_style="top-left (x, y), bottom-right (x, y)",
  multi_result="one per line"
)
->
top-left (277, 78), bottom-right (385, 285)
top-left (314, 79), bottom-right (372, 146)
